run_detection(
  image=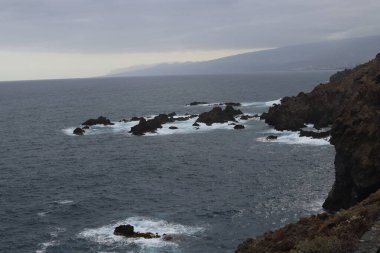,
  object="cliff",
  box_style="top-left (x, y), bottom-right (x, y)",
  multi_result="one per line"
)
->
top-left (236, 190), bottom-right (380, 253)
top-left (236, 53), bottom-right (380, 253)
top-left (261, 53), bottom-right (380, 211)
